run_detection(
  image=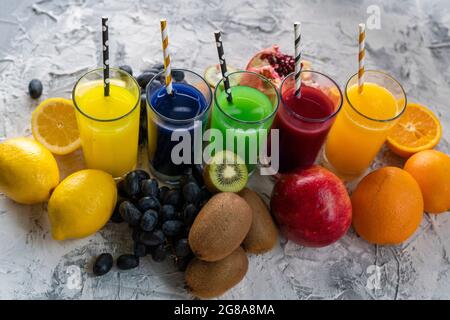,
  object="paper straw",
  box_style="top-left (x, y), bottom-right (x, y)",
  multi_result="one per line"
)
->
top-left (160, 19), bottom-right (173, 95)
top-left (102, 17), bottom-right (110, 96)
top-left (358, 23), bottom-right (366, 94)
top-left (294, 22), bottom-right (302, 98)
top-left (214, 31), bottom-right (232, 102)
